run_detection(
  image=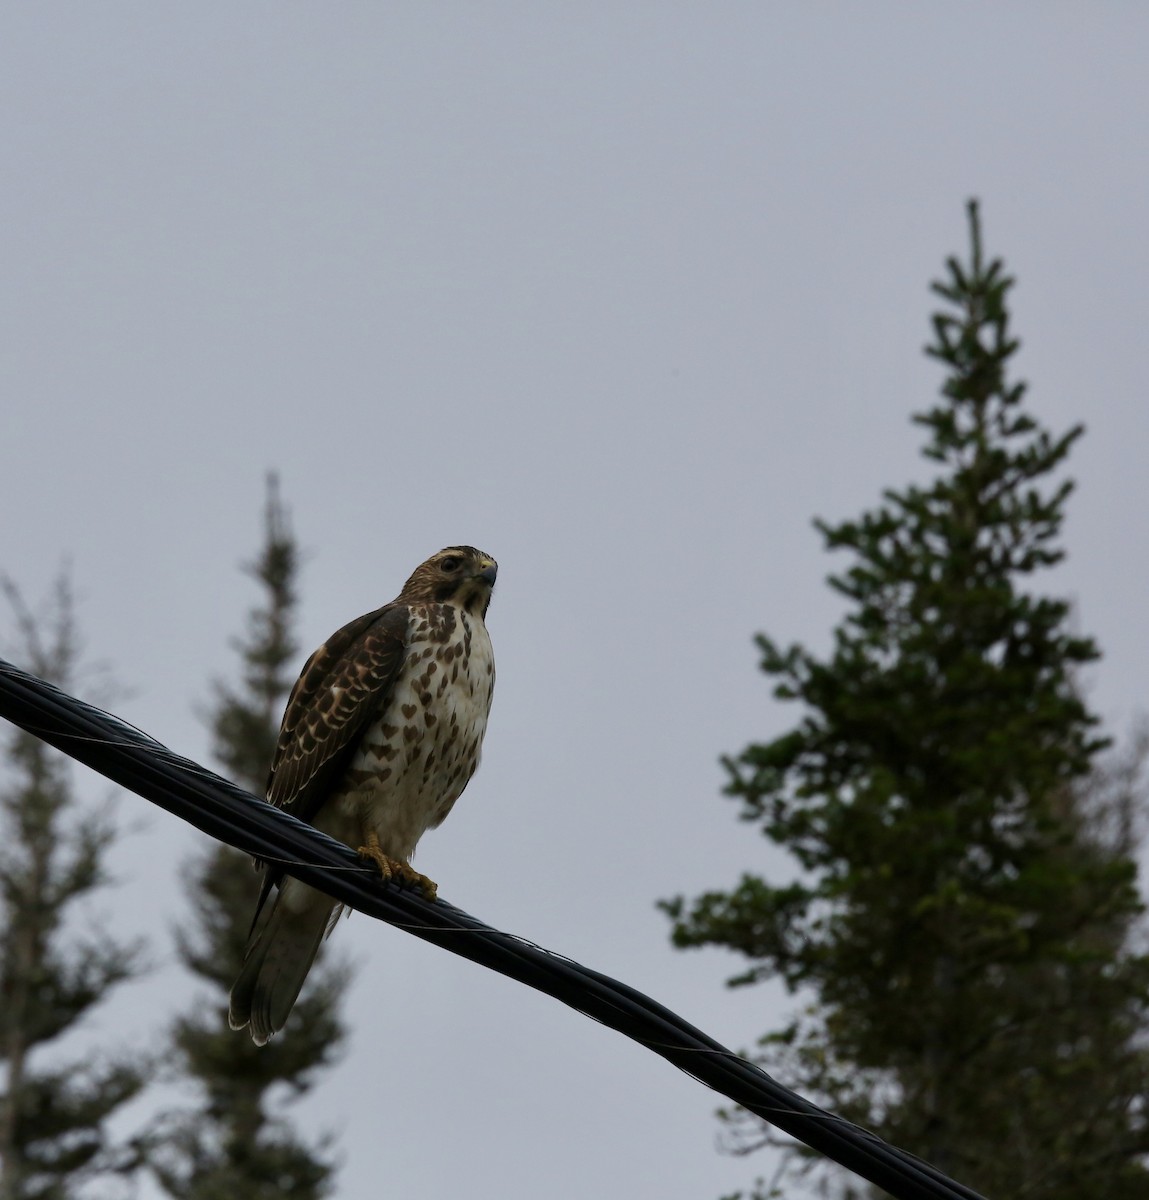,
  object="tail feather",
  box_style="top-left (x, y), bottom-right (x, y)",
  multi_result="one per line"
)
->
top-left (229, 883), bottom-right (336, 1045)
